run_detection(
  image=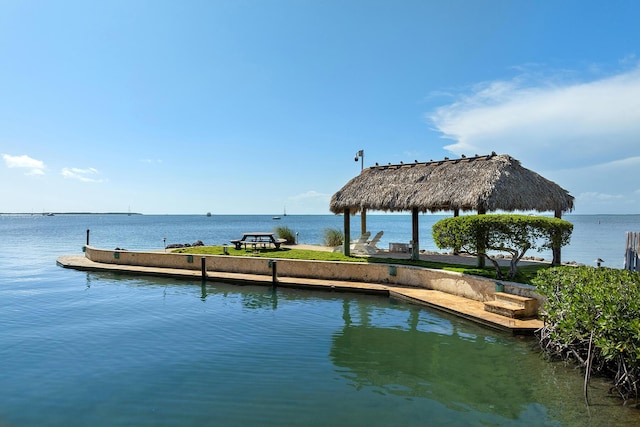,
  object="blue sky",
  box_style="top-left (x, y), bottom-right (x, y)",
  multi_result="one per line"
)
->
top-left (2, 0), bottom-right (639, 215)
